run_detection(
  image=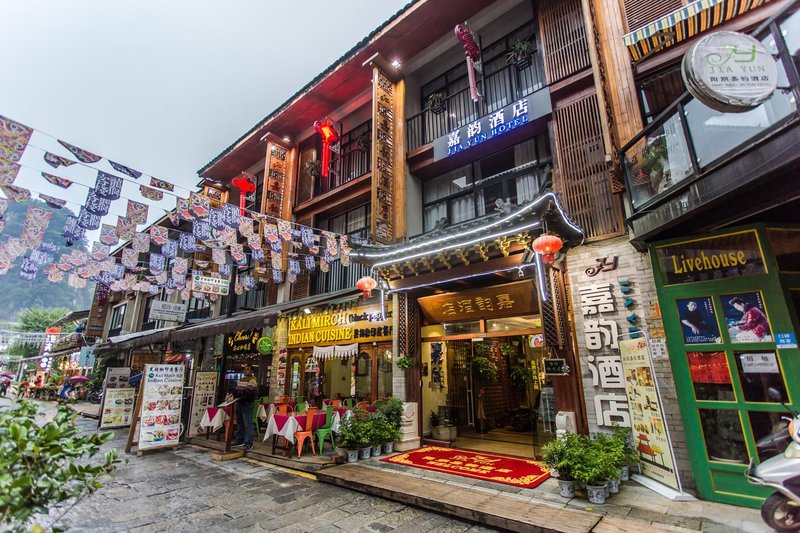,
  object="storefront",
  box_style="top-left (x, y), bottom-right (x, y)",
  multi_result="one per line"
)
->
top-left (220, 327), bottom-right (273, 400)
top-left (651, 225), bottom-right (800, 506)
top-left (281, 301), bottom-right (393, 405)
top-left (417, 280), bottom-right (554, 457)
